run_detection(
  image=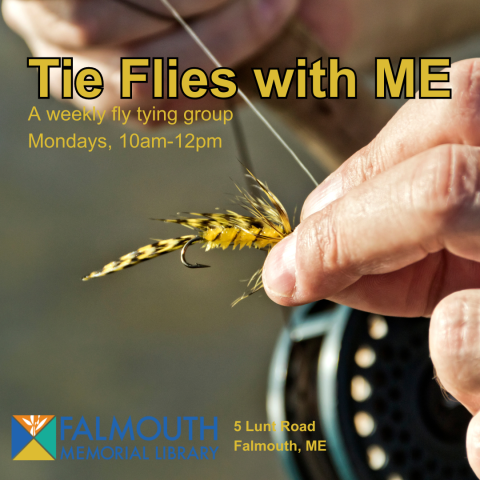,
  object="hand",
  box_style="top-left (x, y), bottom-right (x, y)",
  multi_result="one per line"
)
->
top-left (2, 0), bottom-right (298, 113)
top-left (5, 0), bottom-right (476, 115)
top-left (263, 58), bottom-right (480, 477)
